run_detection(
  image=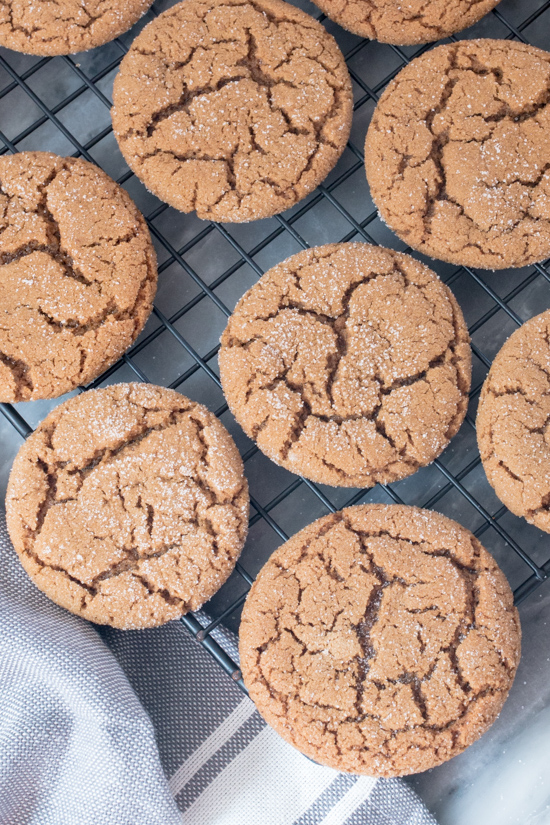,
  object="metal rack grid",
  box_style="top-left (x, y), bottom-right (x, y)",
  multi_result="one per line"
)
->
top-left (1, 0), bottom-right (550, 693)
